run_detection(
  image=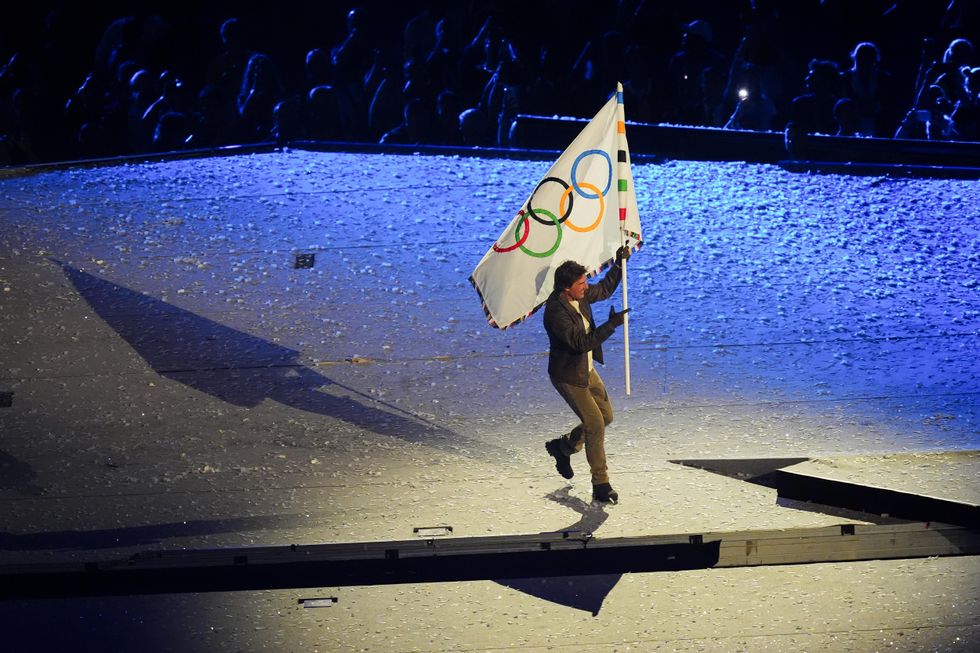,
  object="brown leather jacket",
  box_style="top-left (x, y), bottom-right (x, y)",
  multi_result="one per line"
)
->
top-left (543, 263), bottom-right (623, 387)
